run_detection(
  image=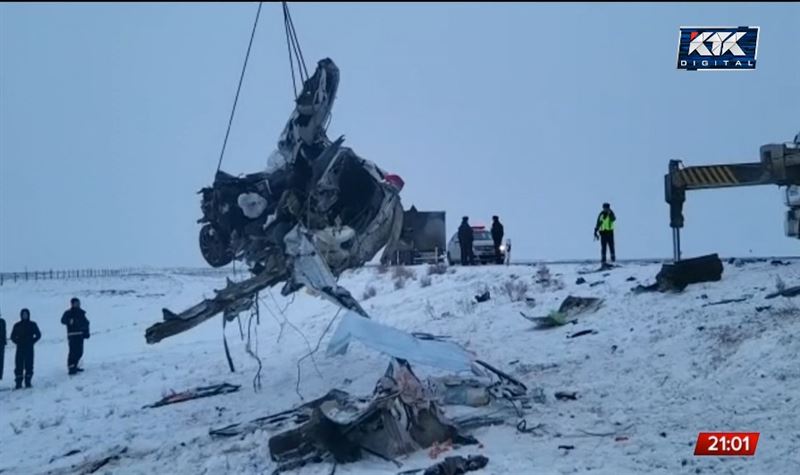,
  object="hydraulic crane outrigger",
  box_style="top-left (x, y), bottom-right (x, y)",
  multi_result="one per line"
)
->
top-left (665, 132), bottom-right (800, 261)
